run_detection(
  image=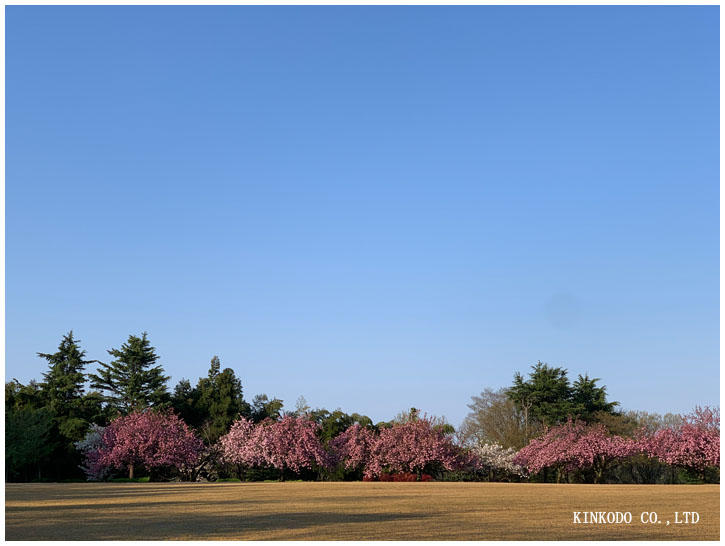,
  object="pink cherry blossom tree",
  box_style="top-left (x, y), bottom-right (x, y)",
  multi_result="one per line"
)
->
top-left (218, 416), bottom-right (258, 467)
top-left (219, 415), bottom-right (330, 480)
top-left (513, 419), bottom-right (636, 483)
top-left (91, 409), bottom-right (203, 479)
top-left (329, 423), bottom-right (377, 473)
top-left (364, 416), bottom-right (462, 480)
top-left (640, 406), bottom-right (719, 480)
top-left (255, 416), bottom-right (330, 478)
